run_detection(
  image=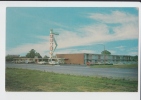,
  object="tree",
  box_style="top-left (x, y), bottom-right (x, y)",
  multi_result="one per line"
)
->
top-left (44, 55), bottom-right (49, 58)
top-left (35, 52), bottom-right (42, 58)
top-left (26, 53), bottom-right (30, 58)
top-left (30, 49), bottom-right (36, 58)
top-left (101, 50), bottom-right (111, 55)
top-left (26, 49), bottom-right (42, 58)
top-left (6, 55), bottom-right (20, 62)
top-left (133, 55), bottom-right (138, 61)
top-left (26, 49), bottom-right (35, 58)
top-left (6, 55), bottom-right (13, 62)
